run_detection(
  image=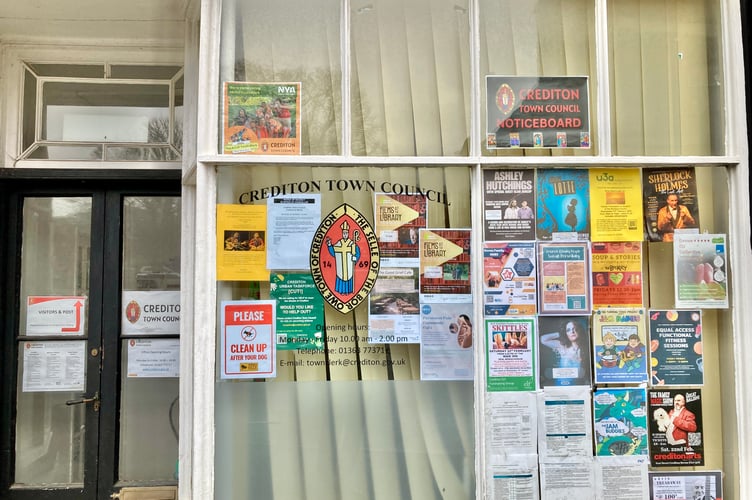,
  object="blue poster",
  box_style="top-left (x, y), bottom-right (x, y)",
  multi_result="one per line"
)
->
top-left (536, 168), bottom-right (590, 240)
top-left (648, 310), bottom-right (703, 386)
top-left (593, 387), bottom-right (648, 457)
